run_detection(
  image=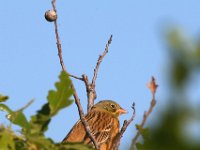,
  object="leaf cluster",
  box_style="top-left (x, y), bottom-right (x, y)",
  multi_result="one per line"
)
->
top-left (0, 71), bottom-right (93, 150)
